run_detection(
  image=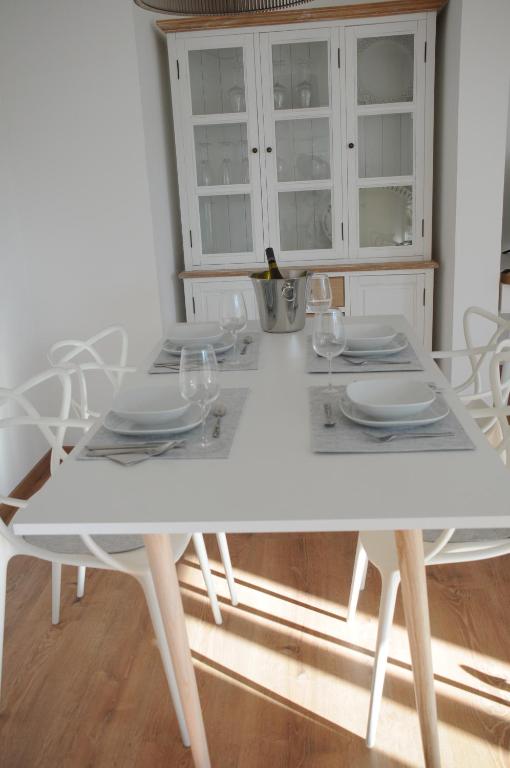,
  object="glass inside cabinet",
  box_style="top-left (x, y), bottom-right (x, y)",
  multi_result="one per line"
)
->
top-left (263, 32), bottom-right (338, 261)
top-left (347, 24), bottom-right (421, 256)
top-left (182, 37), bottom-right (264, 264)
